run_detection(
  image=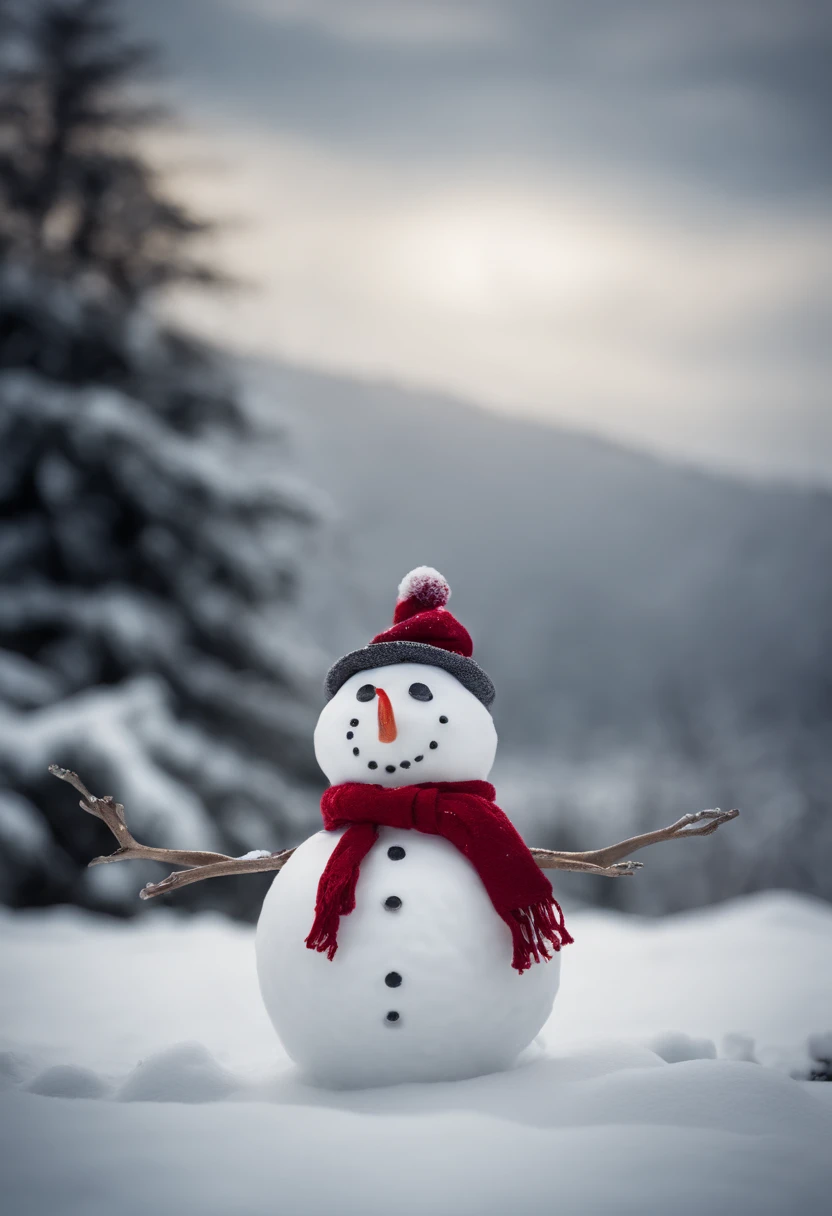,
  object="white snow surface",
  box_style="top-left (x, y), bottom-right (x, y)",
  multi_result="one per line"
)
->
top-left (1, 891), bottom-right (831, 1215)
